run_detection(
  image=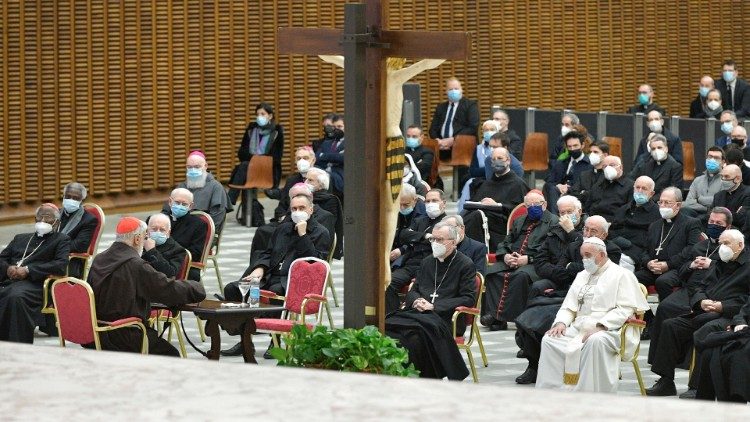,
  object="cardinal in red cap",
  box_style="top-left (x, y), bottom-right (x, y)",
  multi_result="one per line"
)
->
top-left (116, 216), bottom-right (143, 235)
